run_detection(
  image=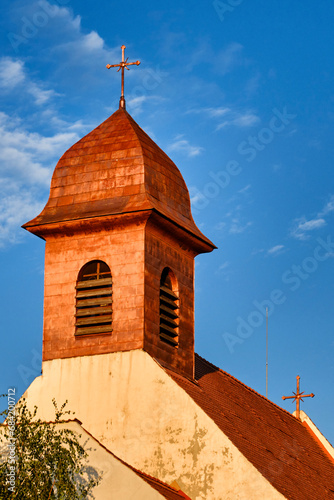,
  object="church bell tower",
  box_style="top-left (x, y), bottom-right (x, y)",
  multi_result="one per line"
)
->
top-left (23, 48), bottom-right (215, 379)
